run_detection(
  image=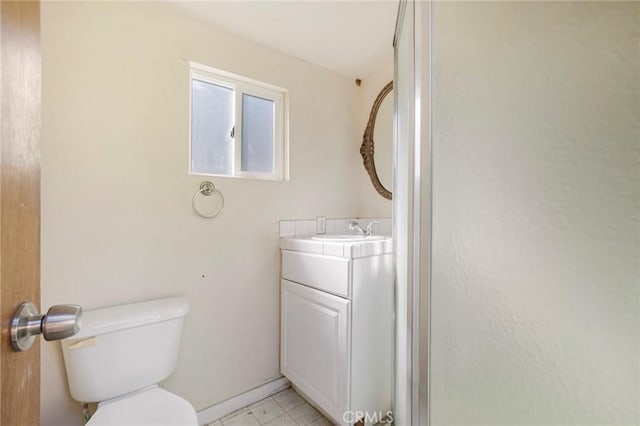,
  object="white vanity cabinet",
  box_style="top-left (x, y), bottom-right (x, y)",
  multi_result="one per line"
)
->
top-left (281, 280), bottom-right (350, 420)
top-left (280, 238), bottom-right (393, 425)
